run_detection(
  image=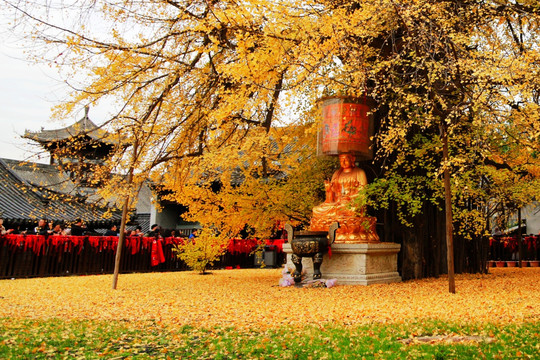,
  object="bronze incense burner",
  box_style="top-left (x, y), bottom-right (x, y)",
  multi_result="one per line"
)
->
top-left (285, 222), bottom-right (339, 283)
